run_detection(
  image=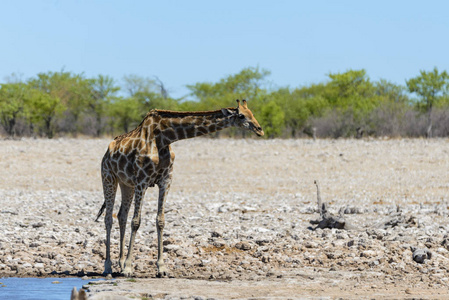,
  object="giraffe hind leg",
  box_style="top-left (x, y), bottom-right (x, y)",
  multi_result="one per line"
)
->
top-left (102, 174), bottom-right (117, 275)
